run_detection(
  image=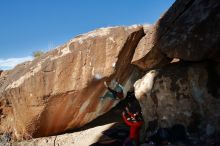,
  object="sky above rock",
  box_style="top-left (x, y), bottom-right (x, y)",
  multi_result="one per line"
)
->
top-left (0, 0), bottom-right (175, 70)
